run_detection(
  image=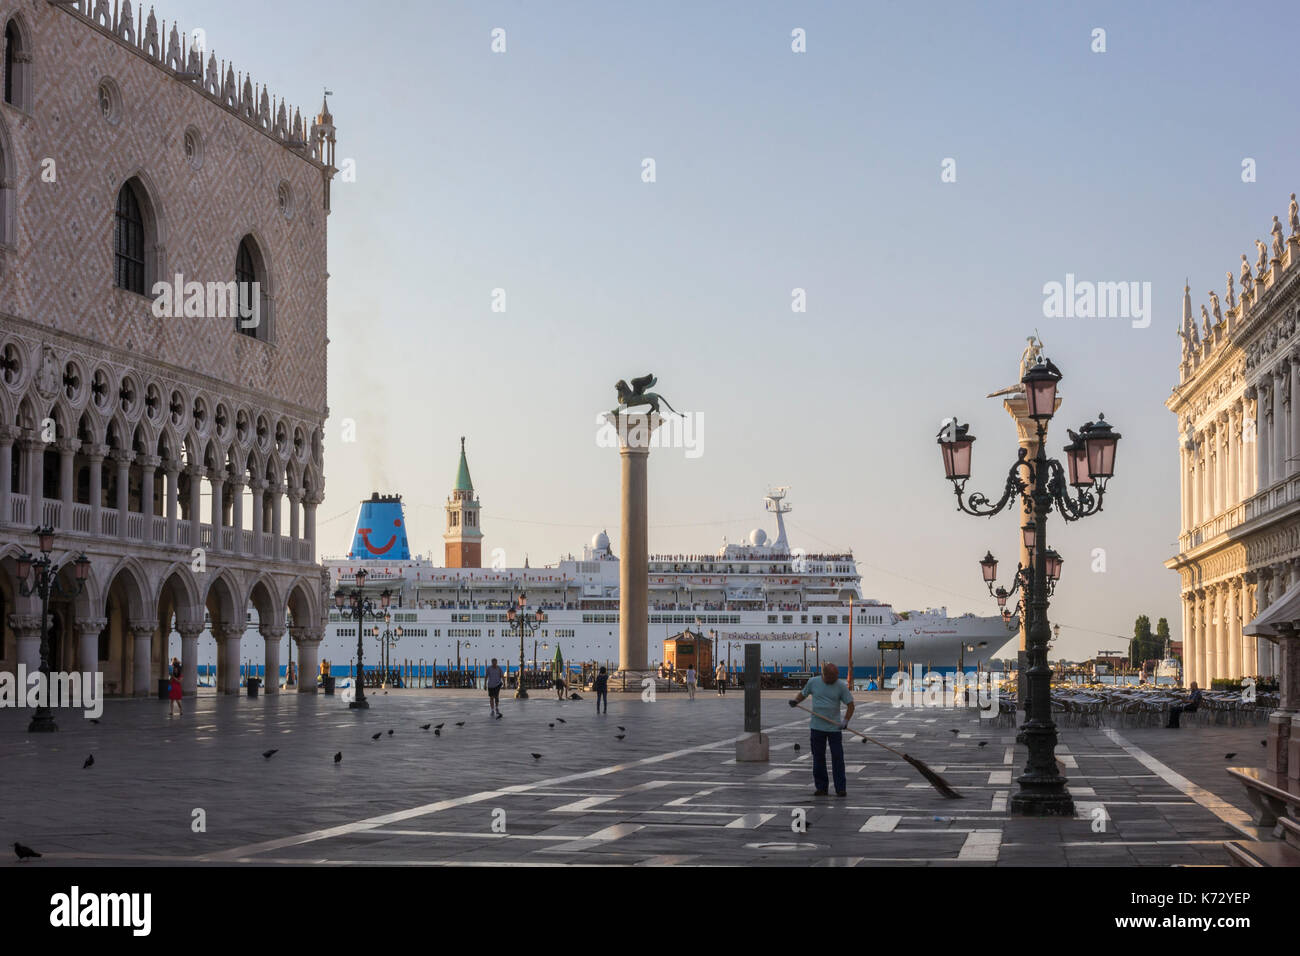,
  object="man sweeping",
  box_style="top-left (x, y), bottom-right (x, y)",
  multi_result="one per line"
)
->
top-left (790, 662), bottom-right (855, 797)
